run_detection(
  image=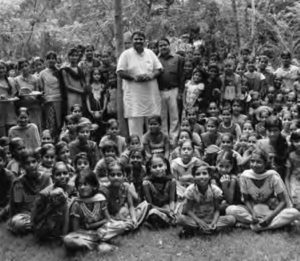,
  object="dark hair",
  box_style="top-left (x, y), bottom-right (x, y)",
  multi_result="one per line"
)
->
top-left (101, 140), bottom-right (119, 156)
top-left (129, 147), bottom-right (146, 160)
top-left (146, 154), bottom-right (171, 177)
top-left (39, 143), bottom-right (55, 158)
top-left (132, 31), bottom-right (146, 40)
top-left (75, 170), bottom-right (99, 191)
top-left (17, 107), bottom-right (29, 116)
top-left (0, 136), bottom-right (9, 147)
top-left (221, 132), bottom-right (234, 143)
top-left (52, 161), bottom-right (68, 177)
top-left (17, 58), bottom-right (29, 71)
top-left (76, 121), bottom-right (91, 133)
top-left (251, 148), bottom-right (271, 170)
top-left (55, 141), bottom-right (69, 157)
top-left (191, 163), bottom-right (211, 177)
top-left (179, 139), bottom-right (194, 150)
top-left (148, 115), bottom-right (162, 125)
top-left (68, 48), bottom-right (78, 57)
top-left (45, 51), bottom-right (57, 60)
top-left (290, 130), bottom-right (300, 151)
top-left (9, 137), bottom-right (24, 158)
top-left (206, 117), bottom-right (219, 128)
top-left (176, 129), bottom-right (193, 144)
top-left (158, 38), bottom-right (170, 45)
top-left (126, 134), bottom-right (140, 145)
top-left (106, 118), bottom-right (118, 130)
top-left (208, 63), bottom-right (219, 73)
top-left (74, 152), bottom-right (90, 167)
top-left (0, 147), bottom-right (7, 162)
top-left (107, 161), bottom-right (125, 176)
top-left (281, 51), bottom-right (291, 59)
top-left (85, 45), bottom-right (95, 52)
top-left (20, 149), bottom-right (40, 165)
top-left (216, 150), bottom-right (238, 174)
